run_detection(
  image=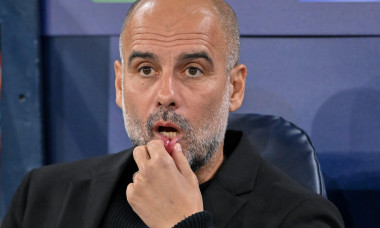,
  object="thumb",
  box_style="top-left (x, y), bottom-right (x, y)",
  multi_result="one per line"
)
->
top-left (171, 143), bottom-right (193, 177)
